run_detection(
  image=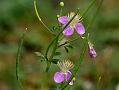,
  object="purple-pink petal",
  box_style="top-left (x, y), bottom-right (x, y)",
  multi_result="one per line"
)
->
top-left (75, 23), bottom-right (85, 35)
top-left (63, 26), bottom-right (74, 36)
top-left (58, 16), bottom-right (69, 25)
top-left (54, 72), bottom-right (65, 83)
top-left (65, 70), bottom-right (72, 81)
